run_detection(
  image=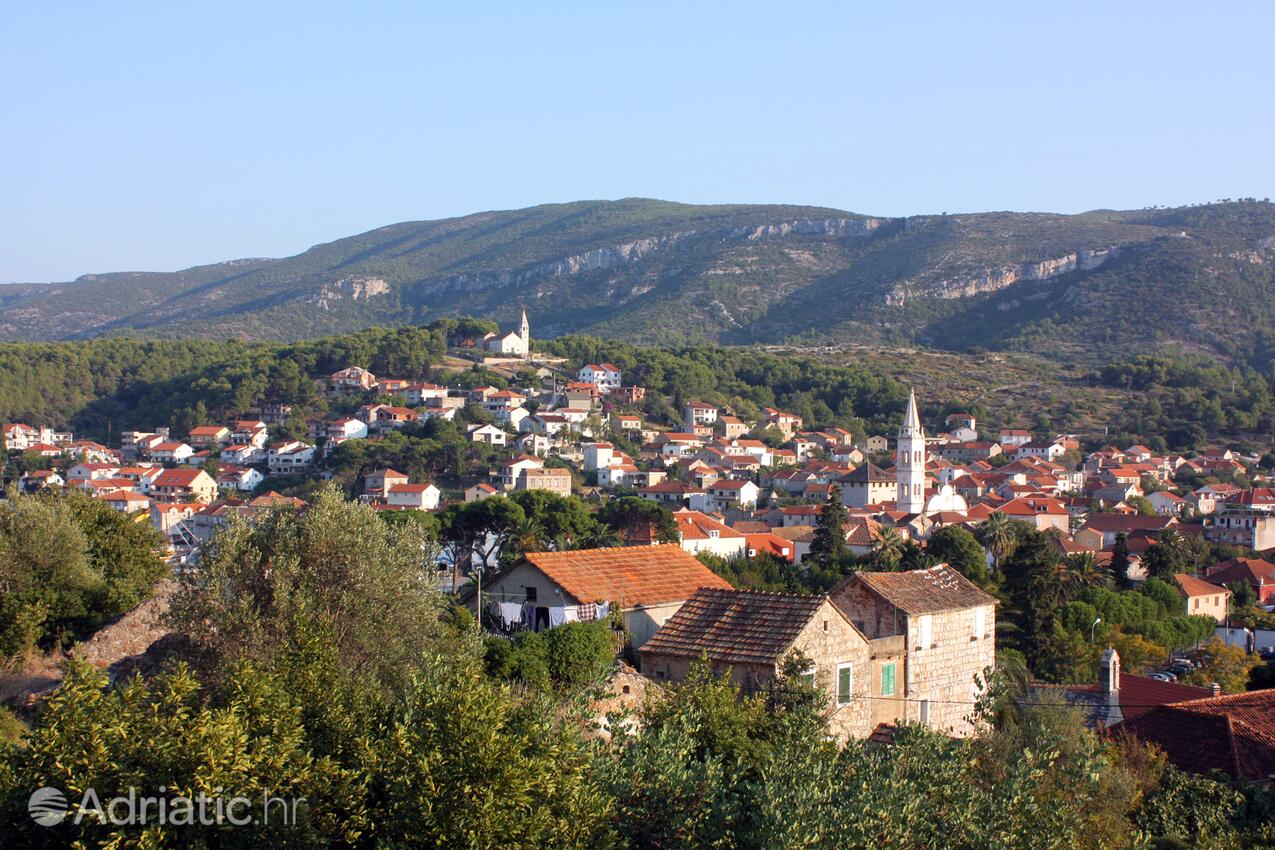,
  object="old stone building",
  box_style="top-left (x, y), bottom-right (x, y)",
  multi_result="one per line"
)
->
top-left (828, 564), bottom-right (997, 736)
top-left (639, 588), bottom-right (876, 740)
top-left (472, 545), bottom-right (731, 648)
